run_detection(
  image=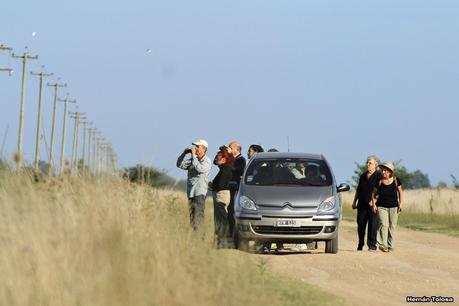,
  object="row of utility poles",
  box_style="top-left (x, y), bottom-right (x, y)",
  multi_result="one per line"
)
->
top-left (1, 44), bottom-right (116, 176)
